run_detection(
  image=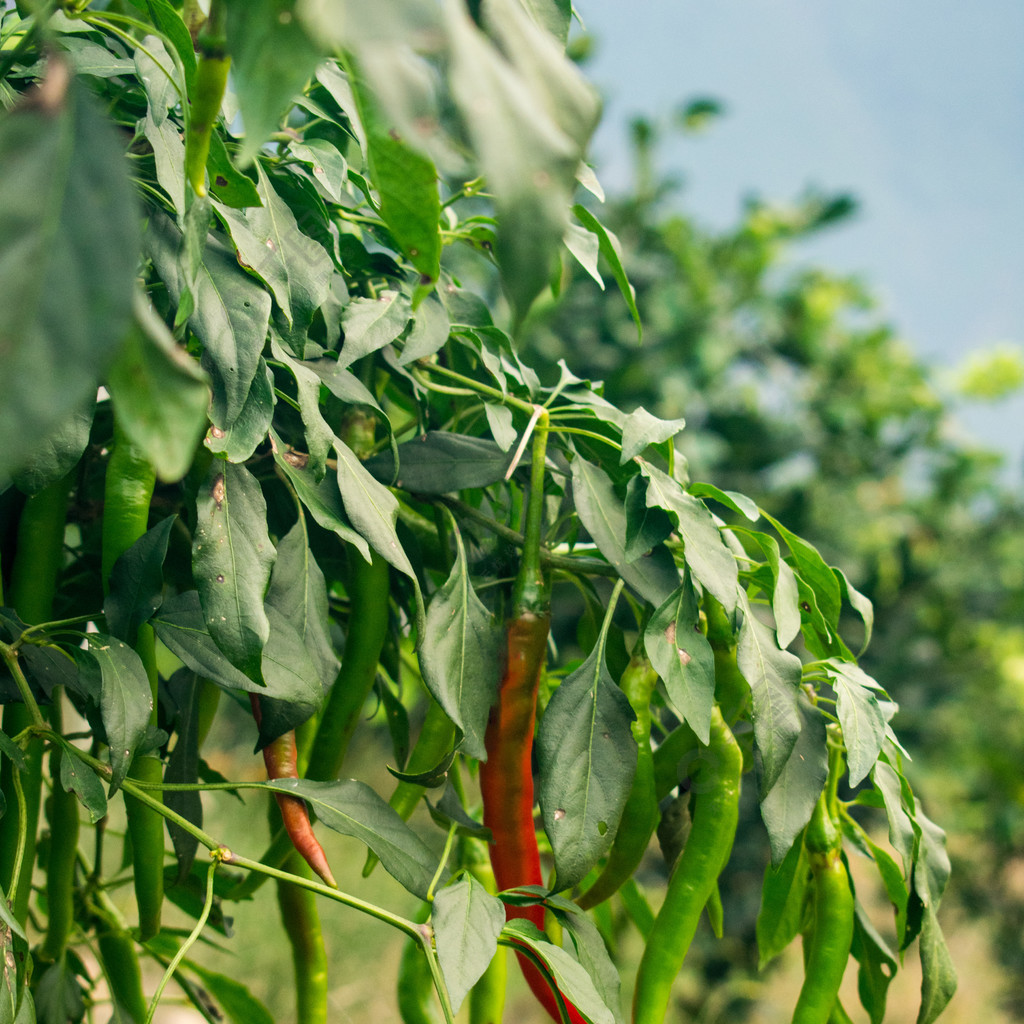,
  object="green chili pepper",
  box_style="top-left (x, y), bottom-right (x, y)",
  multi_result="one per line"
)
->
top-left (791, 794), bottom-right (854, 1024)
top-left (632, 704), bottom-right (742, 1024)
top-left (0, 473), bottom-right (73, 923)
top-left (185, 9), bottom-right (229, 198)
top-left (250, 695), bottom-right (336, 888)
top-left (364, 693), bottom-right (456, 877)
top-left (577, 649), bottom-right (659, 909)
top-left (39, 726), bottom-right (79, 962)
top-left (97, 924), bottom-right (149, 1024)
top-left (304, 549), bottom-right (390, 782)
top-left (102, 424), bottom-right (165, 941)
top-left (275, 853), bottom-right (330, 1024)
